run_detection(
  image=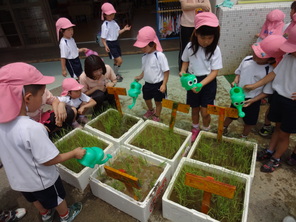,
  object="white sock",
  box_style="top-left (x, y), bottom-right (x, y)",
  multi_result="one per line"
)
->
top-left (192, 124), bottom-right (200, 129)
